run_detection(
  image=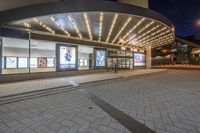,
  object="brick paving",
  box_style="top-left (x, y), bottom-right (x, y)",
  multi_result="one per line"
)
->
top-left (88, 70), bottom-right (200, 133)
top-left (0, 90), bottom-right (130, 133)
top-left (0, 70), bottom-right (200, 133)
